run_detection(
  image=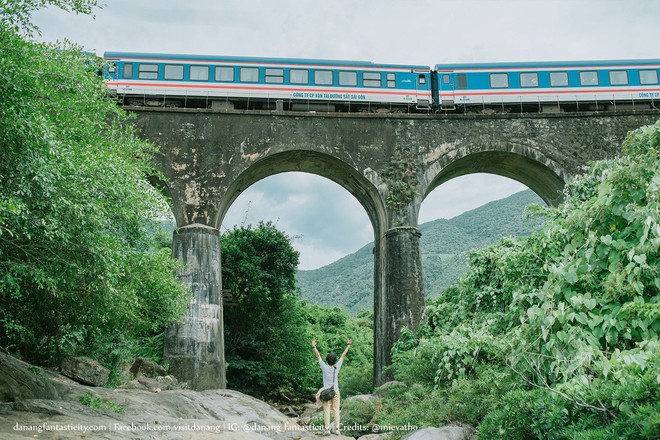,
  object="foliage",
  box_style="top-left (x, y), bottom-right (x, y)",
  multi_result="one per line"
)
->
top-left (221, 222), bottom-right (375, 401)
top-left (383, 120), bottom-right (660, 438)
top-left (0, 7), bottom-right (190, 371)
top-left (339, 397), bottom-right (380, 437)
top-left (0, 0), bottom-right (99, 37)
top-left (381, 148), bottom-right (418, 213)
top-left (476, 388), bottom-right (569, 440)
top-left (307, 307), bottom-right (374, 396)
top-left (221, 222), bottom-right (317, 400)
top-left (297, 189), bottom-right (545, 316)
top-left (375, 383), bottom-right (446, 439)
top-left (79, 391), bottom-right (125, 414)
